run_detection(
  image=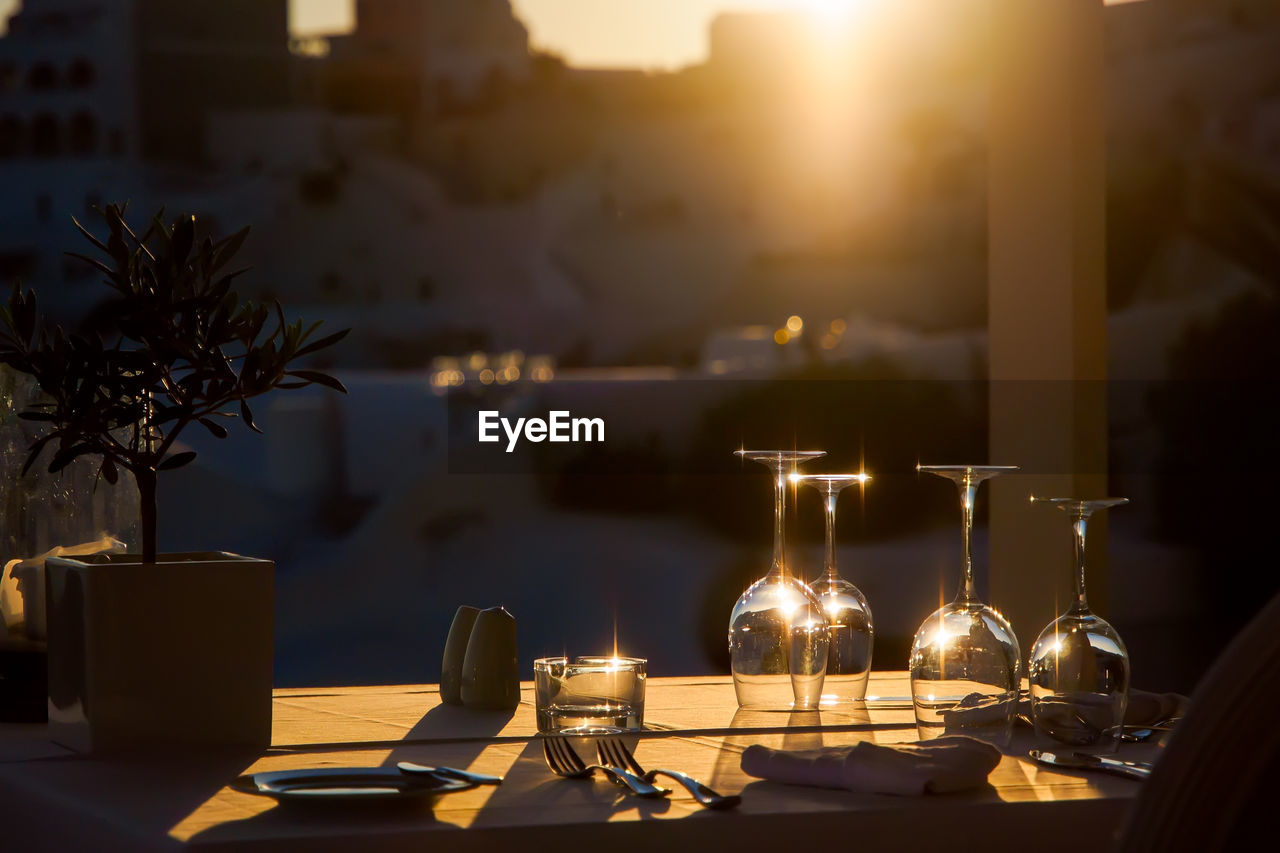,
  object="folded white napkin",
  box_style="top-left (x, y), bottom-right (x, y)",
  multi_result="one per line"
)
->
top-left (0, 536), bottom-right (126, 639)
top-left (741, 735), bottom-right (1002, 796)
